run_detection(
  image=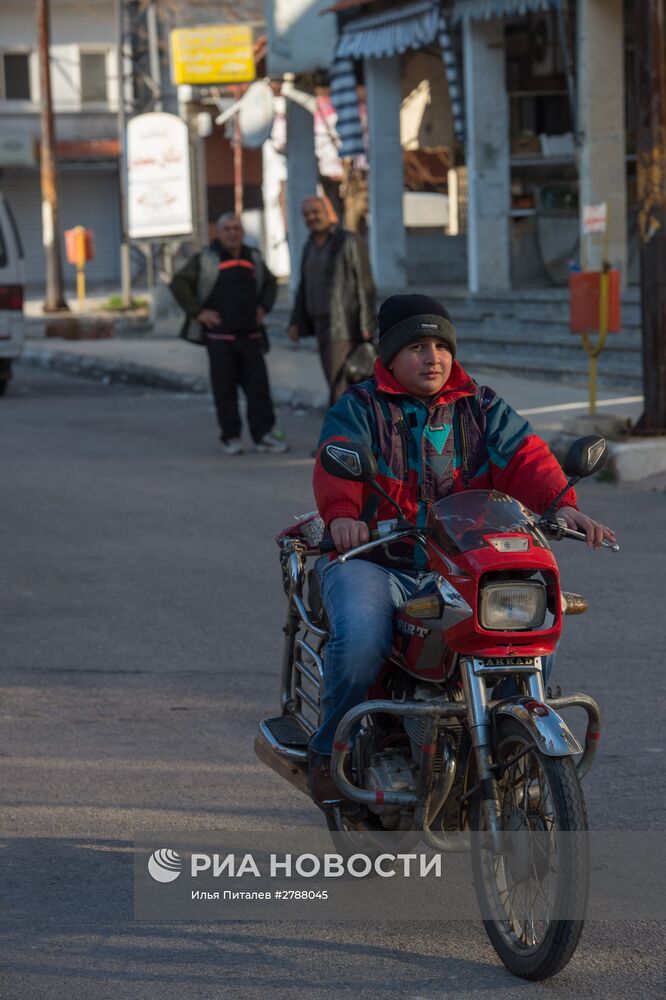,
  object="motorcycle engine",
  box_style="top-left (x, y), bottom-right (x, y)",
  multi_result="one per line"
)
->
top-left (403, 716), bottom-right (445, 770)
top-left (365, 751), bottom-right (417, 826)
top-left (403, 685), bottom-right (462, 772)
